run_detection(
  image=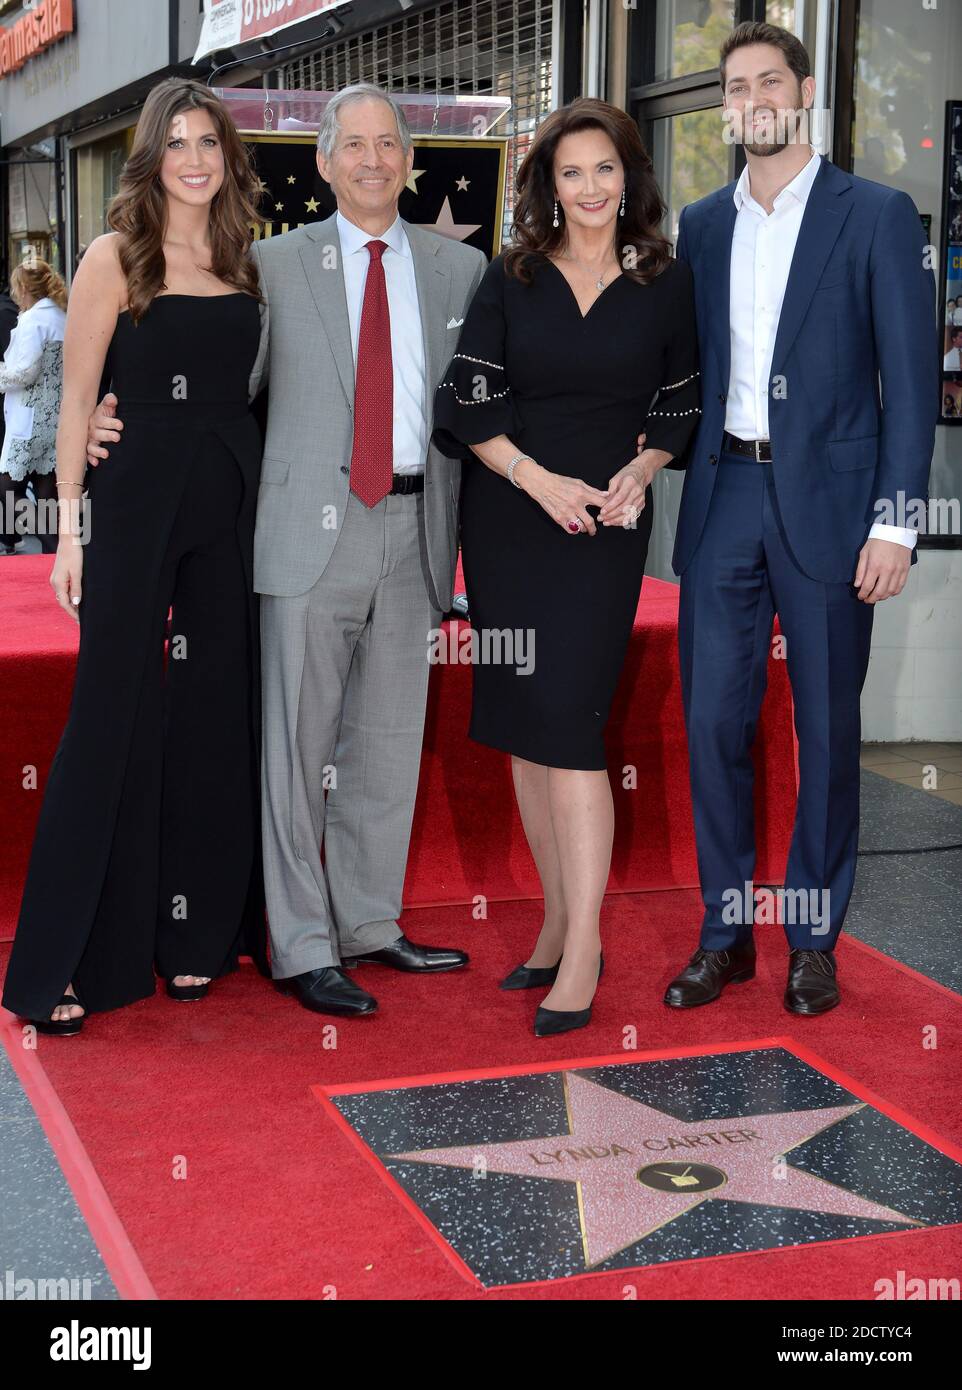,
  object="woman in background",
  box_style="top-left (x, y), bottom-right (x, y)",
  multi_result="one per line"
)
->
top-left (0, 260), bottom-right (67, 555)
